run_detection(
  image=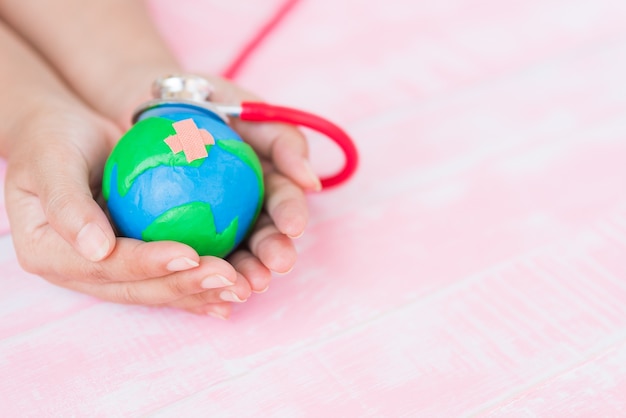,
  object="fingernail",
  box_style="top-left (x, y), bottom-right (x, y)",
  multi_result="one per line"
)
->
top-left (207, 304), bottom-right (231, 320)
top-left (273, 265), bottom-right (295, 276)
top-left (287, 230), bottom-right (304, 239)
top-left (201, 275), bottom-right (234, 289)
top-left (76, 223), bottom-right (110, 262)
top-left (302, 159), bottom-right (322, 192)
top-left (220, 290), bottom-right (245, 303)
top-left (252, 285), bottom-right (269, 294)
top-left (167, 257), bottom-right (199, 272)
top-left (208, 311), bottom-right (228, 320)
